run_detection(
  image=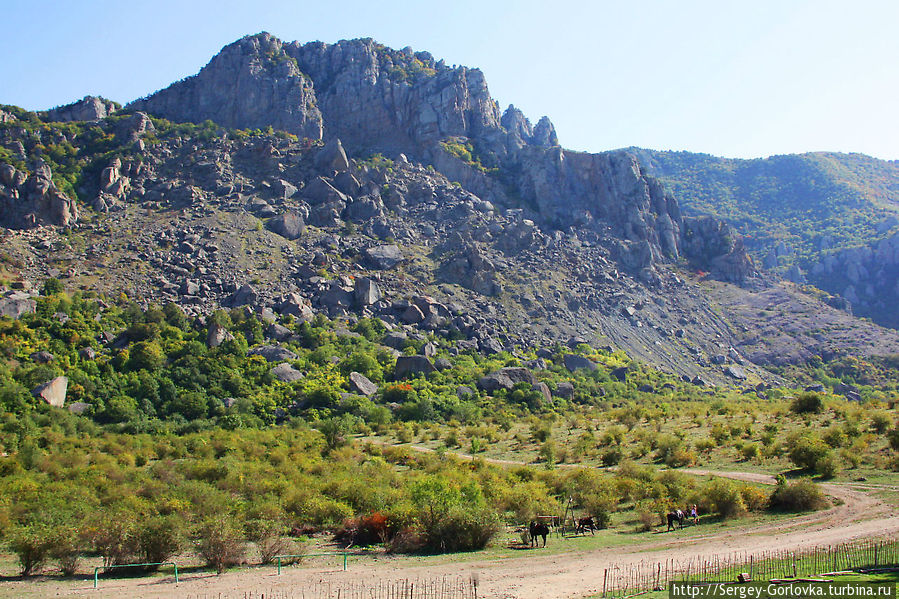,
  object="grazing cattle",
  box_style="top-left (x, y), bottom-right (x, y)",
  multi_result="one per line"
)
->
top-left (529, 520), bottom-right (549, 547)
top-left (666, 509), bottom-right (685, 531)
top-left (576, 516), bottom-right (597, 535)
